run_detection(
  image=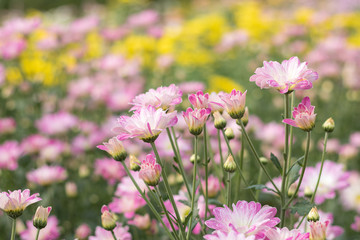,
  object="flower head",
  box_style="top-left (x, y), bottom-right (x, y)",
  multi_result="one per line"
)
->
top-left (113, 106), bottom-right (178, 143)
top-left (130, 84), bottom-right (182, 111)
top-left (283, 97), bottom-right (316, 131)
top-left (33, 206), bottom-right (52, 229)
top-left (183, 107), bottom-right (211, 135)
top-left (0, 189), bottom-right (41, 218)
top-left (265, 227), bottom-right (310, 240)
top-left (189, 91), bottom-right (209, 109)
top-left (138, 154), bottom-right (162, 186)
top-left (250, 56), bottom-right (318, 94)
top-left (205, 200), bottom-right (280, 238)
top-left (101, 205), bottom-right (118, 231)
top-left (309, 221), bottom-right (329, 240)
top-left (97, 137), bottom-right (127, 161)
top-left (204, 230), bottom-right (256, 240)
top-left (27, 166), bottom-right (67, 186)
top-left (219, 89), bottom-right (247, 119)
